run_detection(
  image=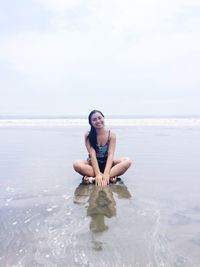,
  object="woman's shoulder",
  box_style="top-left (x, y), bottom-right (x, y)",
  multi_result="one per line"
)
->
top-left (109, 130), bottom-right (116, 139)
top-left (84, 131), bottom-right (89, 138)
